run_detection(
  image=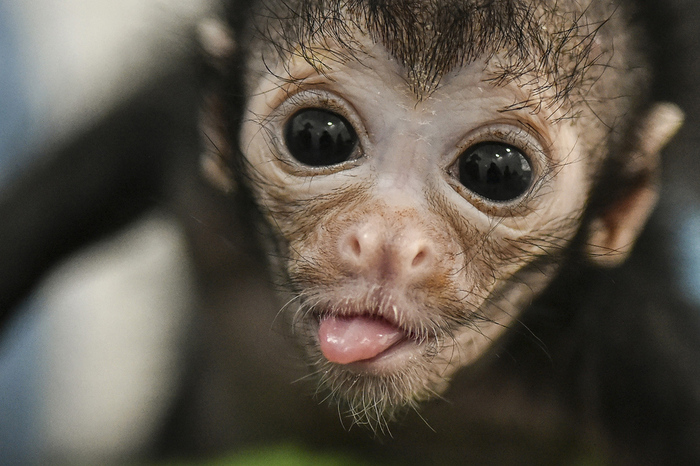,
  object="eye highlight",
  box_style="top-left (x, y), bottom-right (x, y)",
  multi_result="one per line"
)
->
top-left (457, 142), bottom-right (532, 202)
top-left (284, 108), bottom-right (358, 167)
